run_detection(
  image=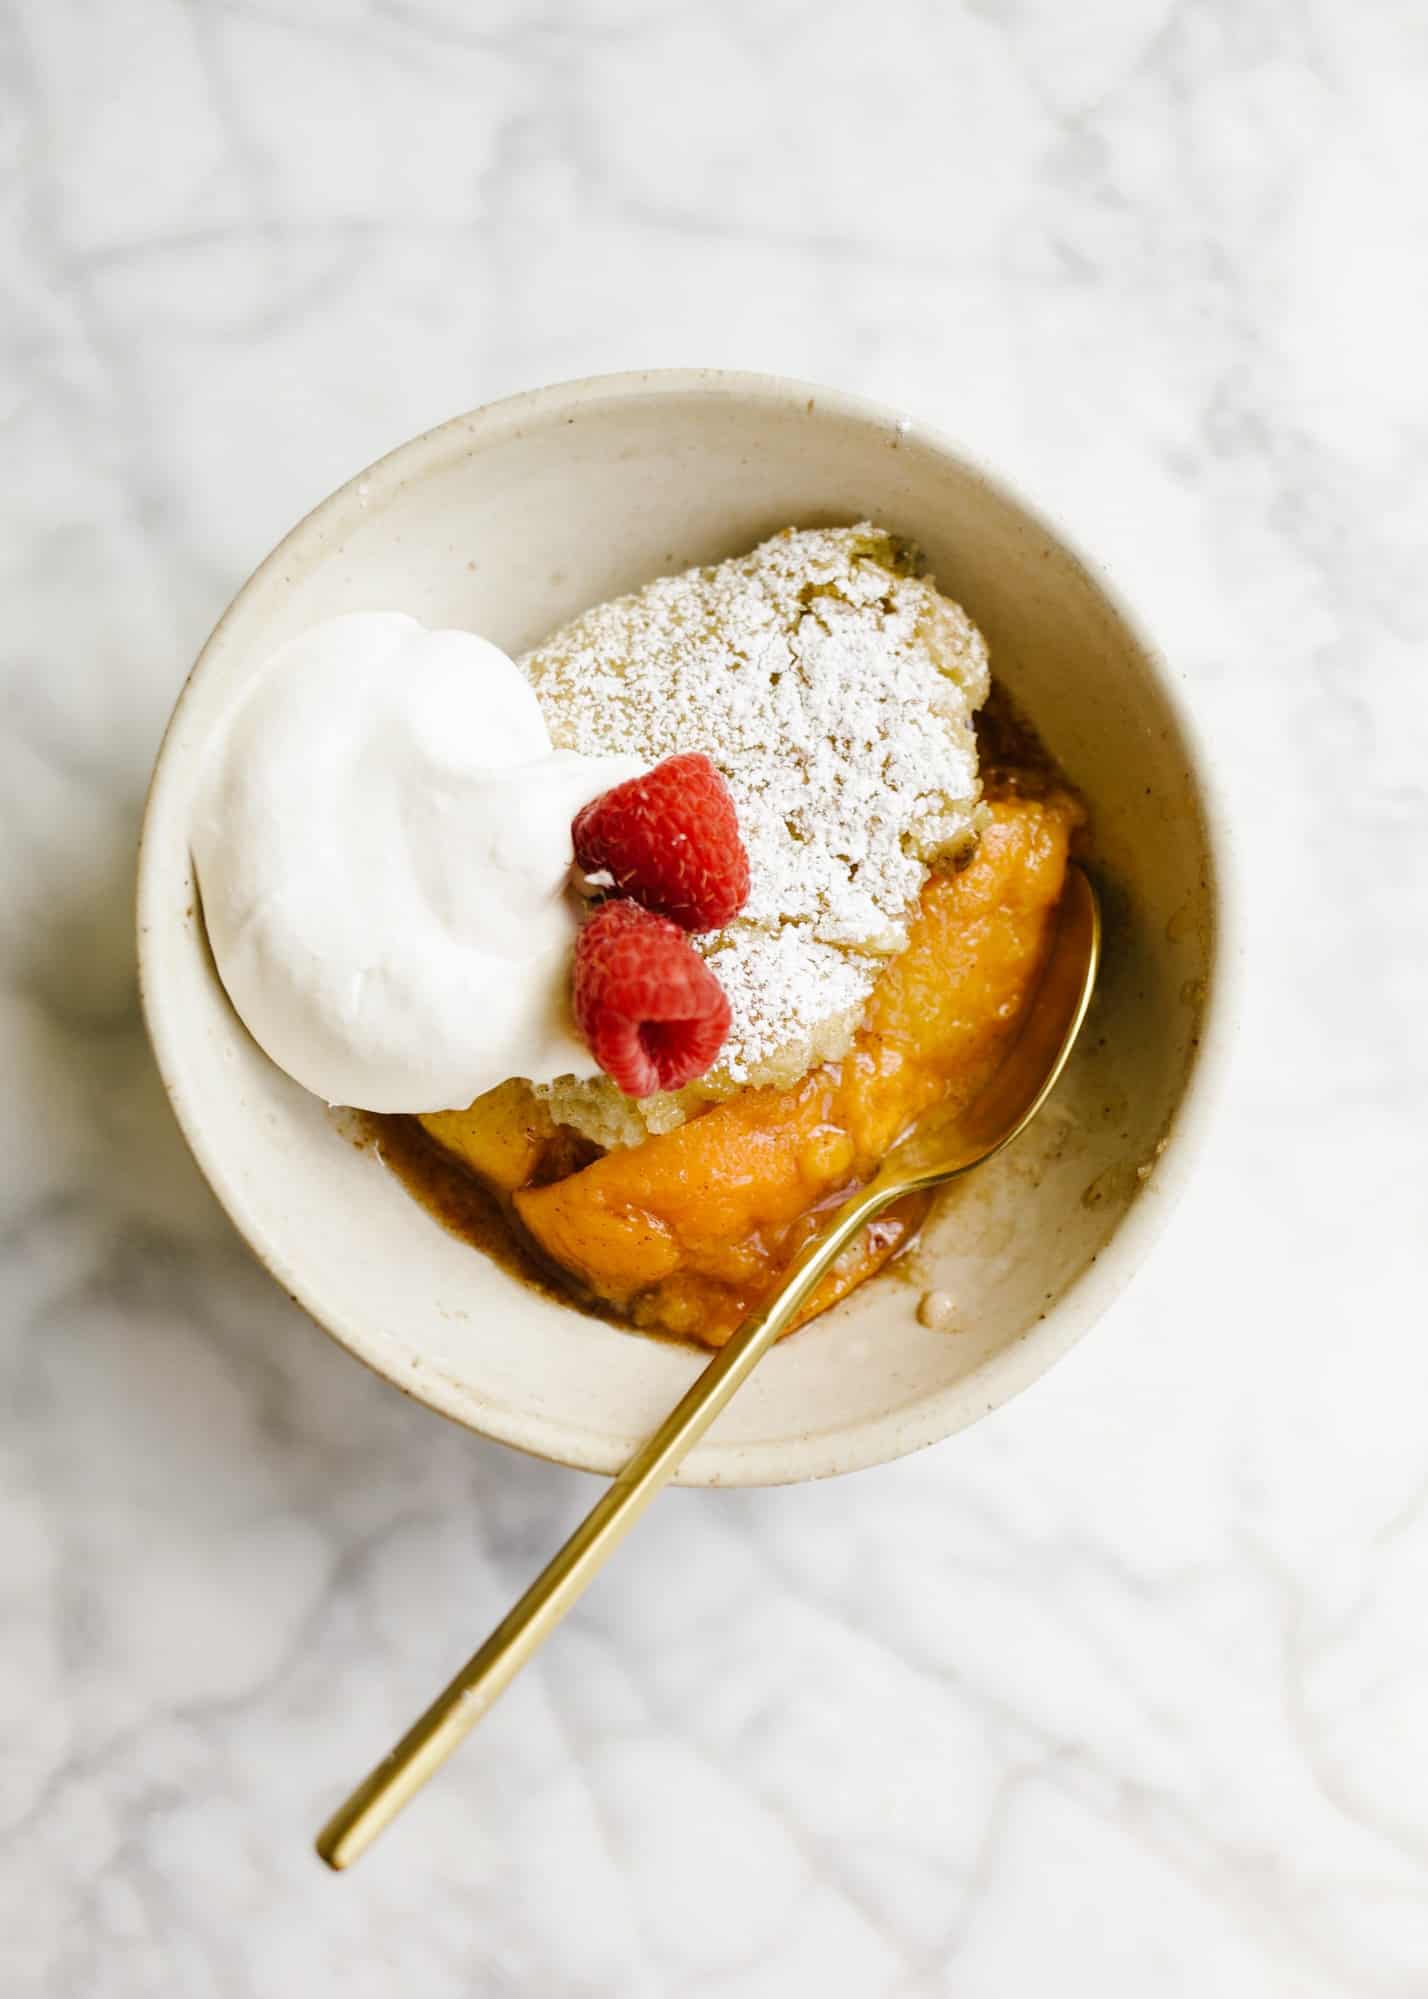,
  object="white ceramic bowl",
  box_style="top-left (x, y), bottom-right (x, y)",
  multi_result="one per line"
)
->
top-left (138, 370), bottom-right (1234, 1486)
